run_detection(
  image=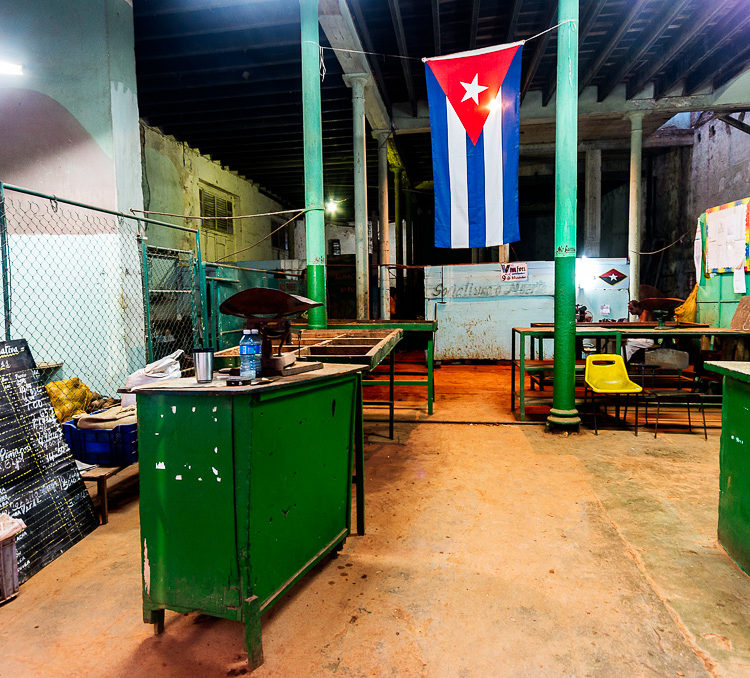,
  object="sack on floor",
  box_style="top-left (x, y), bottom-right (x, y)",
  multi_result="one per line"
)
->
top-left (121, 350), bottom-right (183, 407)
top-left (45, 377), bottom-right (94, 423)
